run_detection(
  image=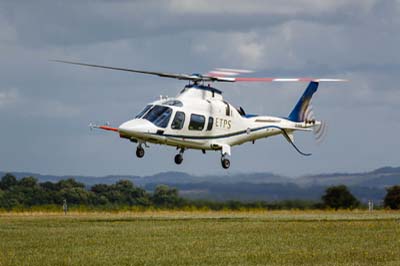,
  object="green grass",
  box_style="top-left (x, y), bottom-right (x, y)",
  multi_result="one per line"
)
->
top-left (0, 211), bottom-right (399, 266)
